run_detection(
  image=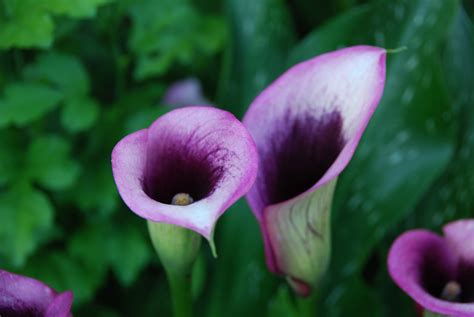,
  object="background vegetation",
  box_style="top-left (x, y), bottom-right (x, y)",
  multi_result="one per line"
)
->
top-left (0, 0), bottom-right (473, 316)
